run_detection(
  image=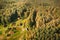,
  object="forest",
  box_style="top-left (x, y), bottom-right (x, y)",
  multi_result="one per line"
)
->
top-left (0, 0), bottom-right (60, 40)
